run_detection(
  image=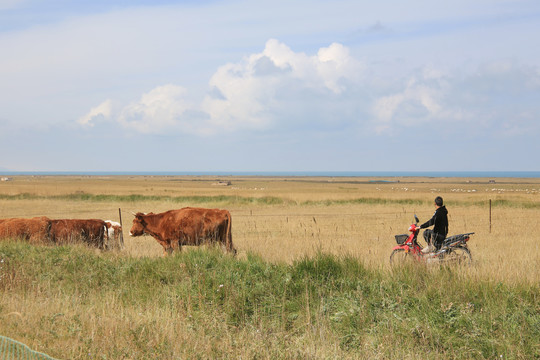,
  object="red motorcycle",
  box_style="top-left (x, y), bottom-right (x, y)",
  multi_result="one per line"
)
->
top-left (390, 215), bottom-right (473, 265)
